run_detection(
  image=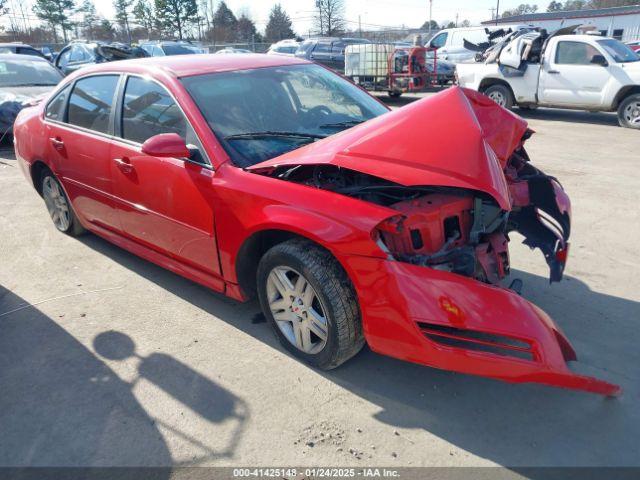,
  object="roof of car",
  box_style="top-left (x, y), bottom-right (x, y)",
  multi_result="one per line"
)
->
top-left (74, 53), bottom-right (309, 78)
top-left (0, 53), bottom-right (49, 62)
top-left (0, 43), bottom-right (36, 48)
